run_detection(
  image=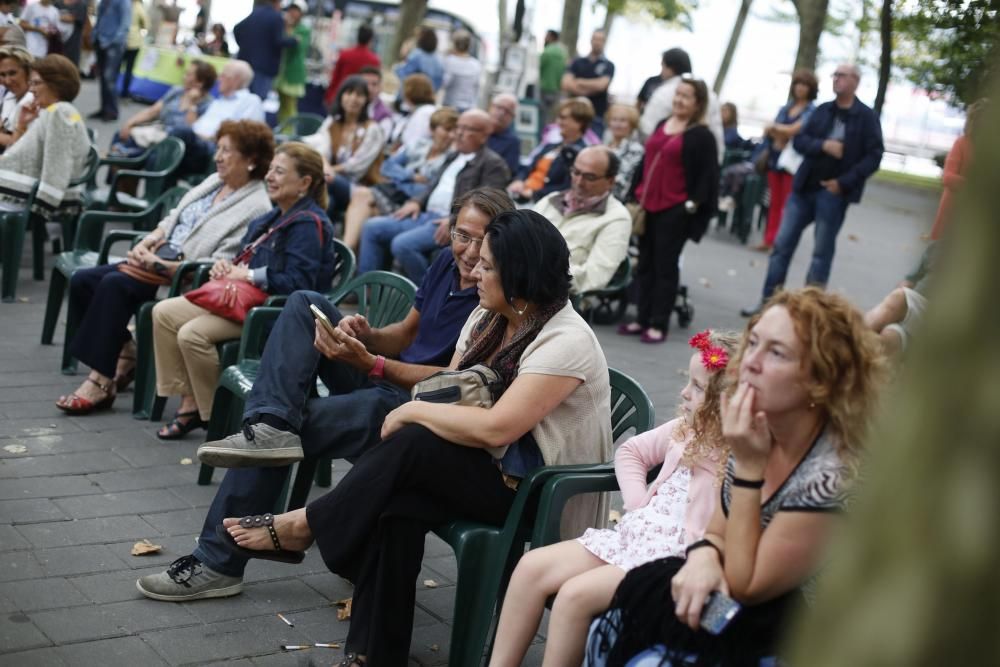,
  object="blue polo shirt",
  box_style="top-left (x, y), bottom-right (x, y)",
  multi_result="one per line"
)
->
top-left (399, 251), bottom-right (479, 367)
top-left (488, 125), bottom-right (521, 176)
top-left (569, 55), bottom-right (615, 118)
